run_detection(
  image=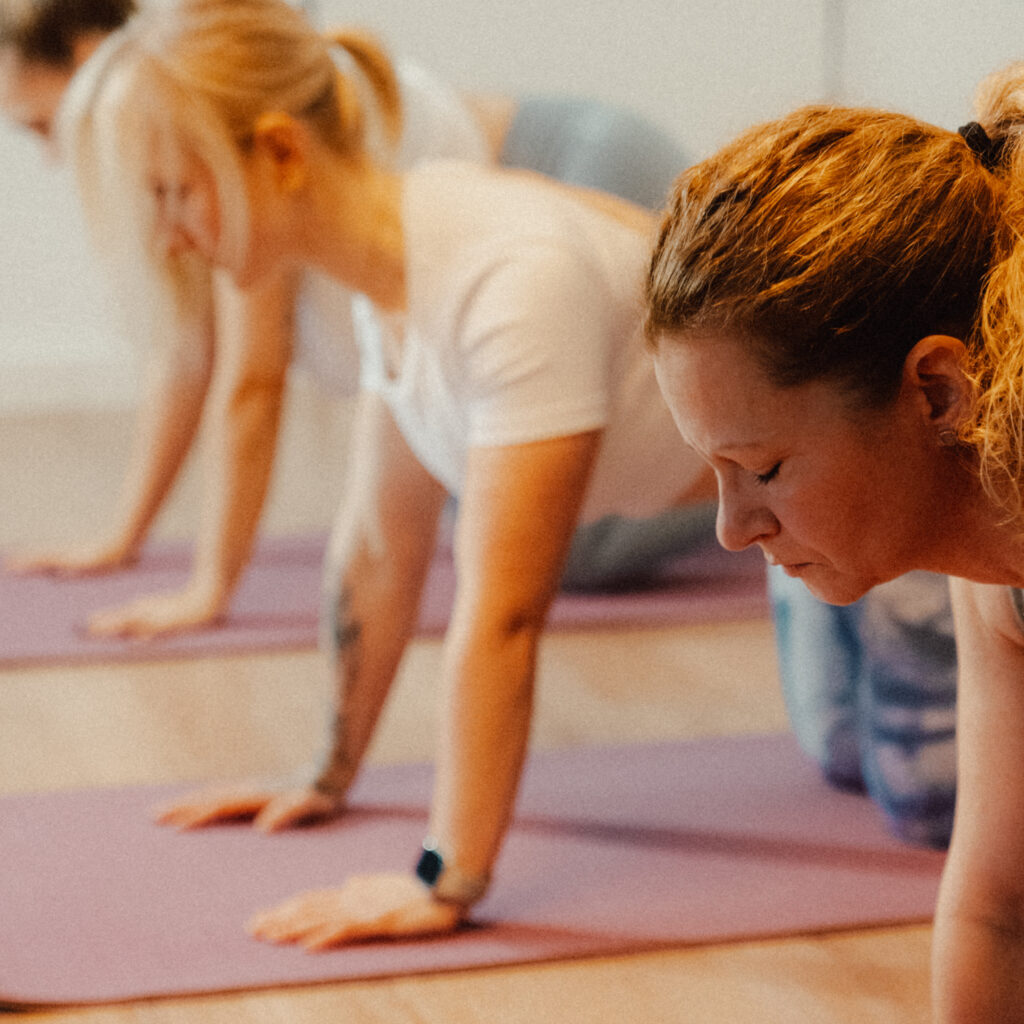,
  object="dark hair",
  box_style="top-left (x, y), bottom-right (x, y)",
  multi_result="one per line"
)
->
top-left (0, 0), bottom-right (135, 66)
